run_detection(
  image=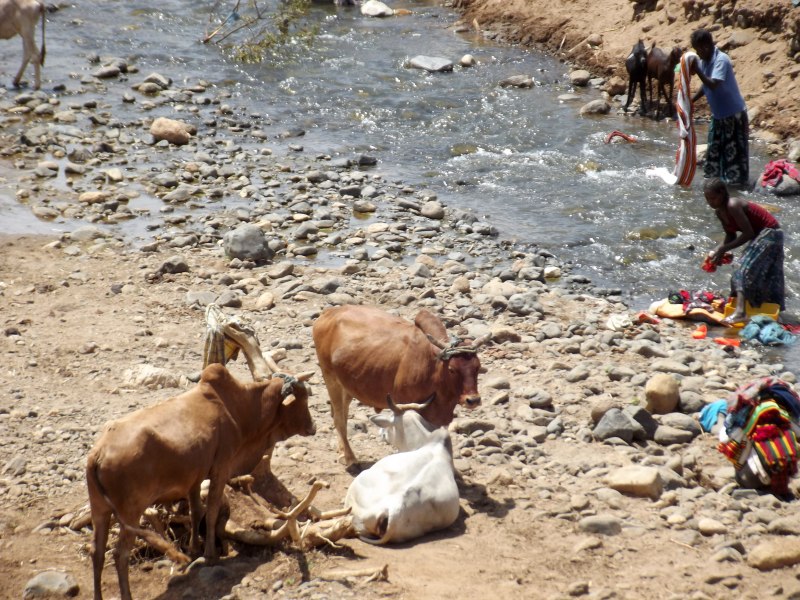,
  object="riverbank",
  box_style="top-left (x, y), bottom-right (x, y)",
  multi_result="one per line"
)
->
top-left (1, 3), bottom-right (800, 600)
top-left (451, 0), bottom-right (800, 153)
